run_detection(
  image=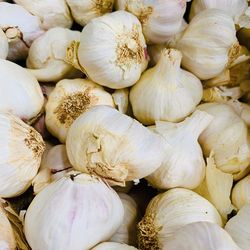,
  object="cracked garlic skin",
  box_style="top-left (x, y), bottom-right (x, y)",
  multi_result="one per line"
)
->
top-left (24, 171), bottom-right (124, 250)
top-left (92, 242), bottom-right (137, 249)
top-left (66, 105), bottom-right (165, 186)
top-left (0, 112), bottom-right (45, 198)
top-left (0, 29), bottom-right (8, 59)
top-left (45, 78), bottom-right (115, 143)
top-left (0, 59), bottom-right (44, 122)
top-left (75, 10), bottom-right (148, 89)
top-left (130, 49), bottom-right (203, 125)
